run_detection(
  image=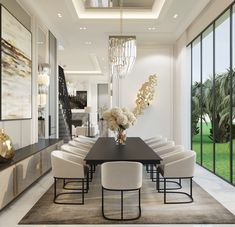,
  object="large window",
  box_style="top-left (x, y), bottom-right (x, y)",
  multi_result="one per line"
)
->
top-left (190, 4), bottom-right (235, 185)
